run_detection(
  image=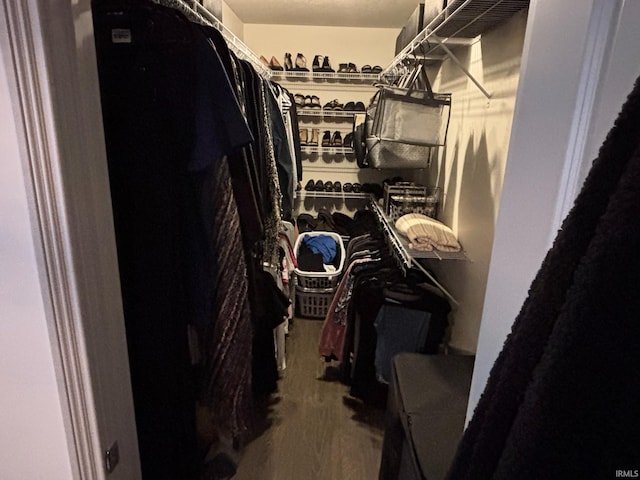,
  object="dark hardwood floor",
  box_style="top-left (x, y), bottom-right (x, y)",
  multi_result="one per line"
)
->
top-left (233, 318), bottom-right (385, 480)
